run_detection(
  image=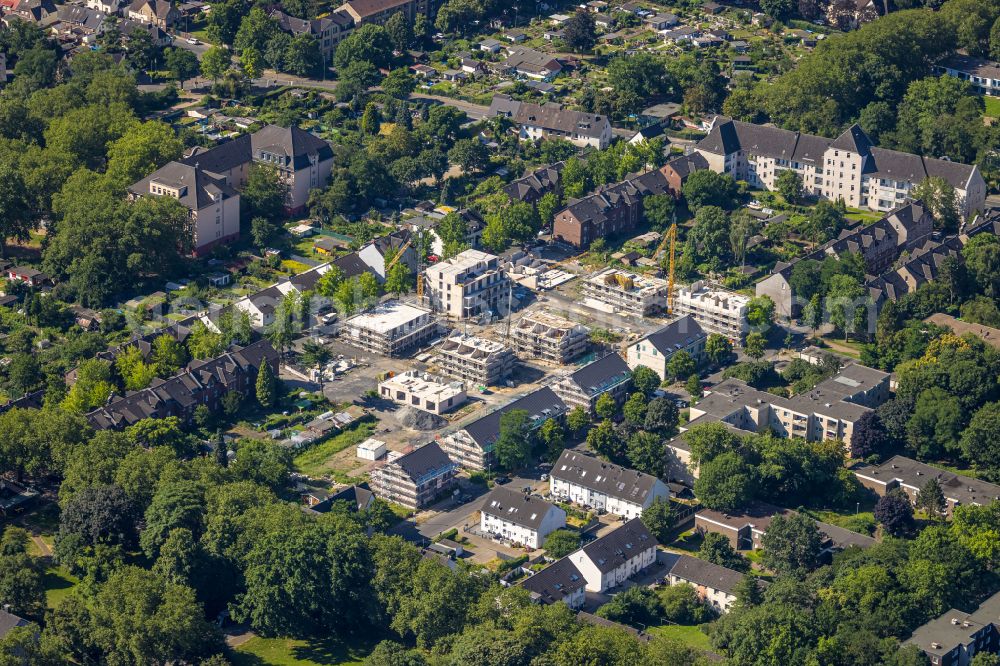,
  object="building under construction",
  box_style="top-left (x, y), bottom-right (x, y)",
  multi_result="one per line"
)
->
top-left (342, 300), bottom-right (439, 357)
top-left (582, 268), bottom-right (670, 317)
top-left (436, 332), bottom-right (516, 386)
top-left (511, 310), bottom-right (590, 364)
